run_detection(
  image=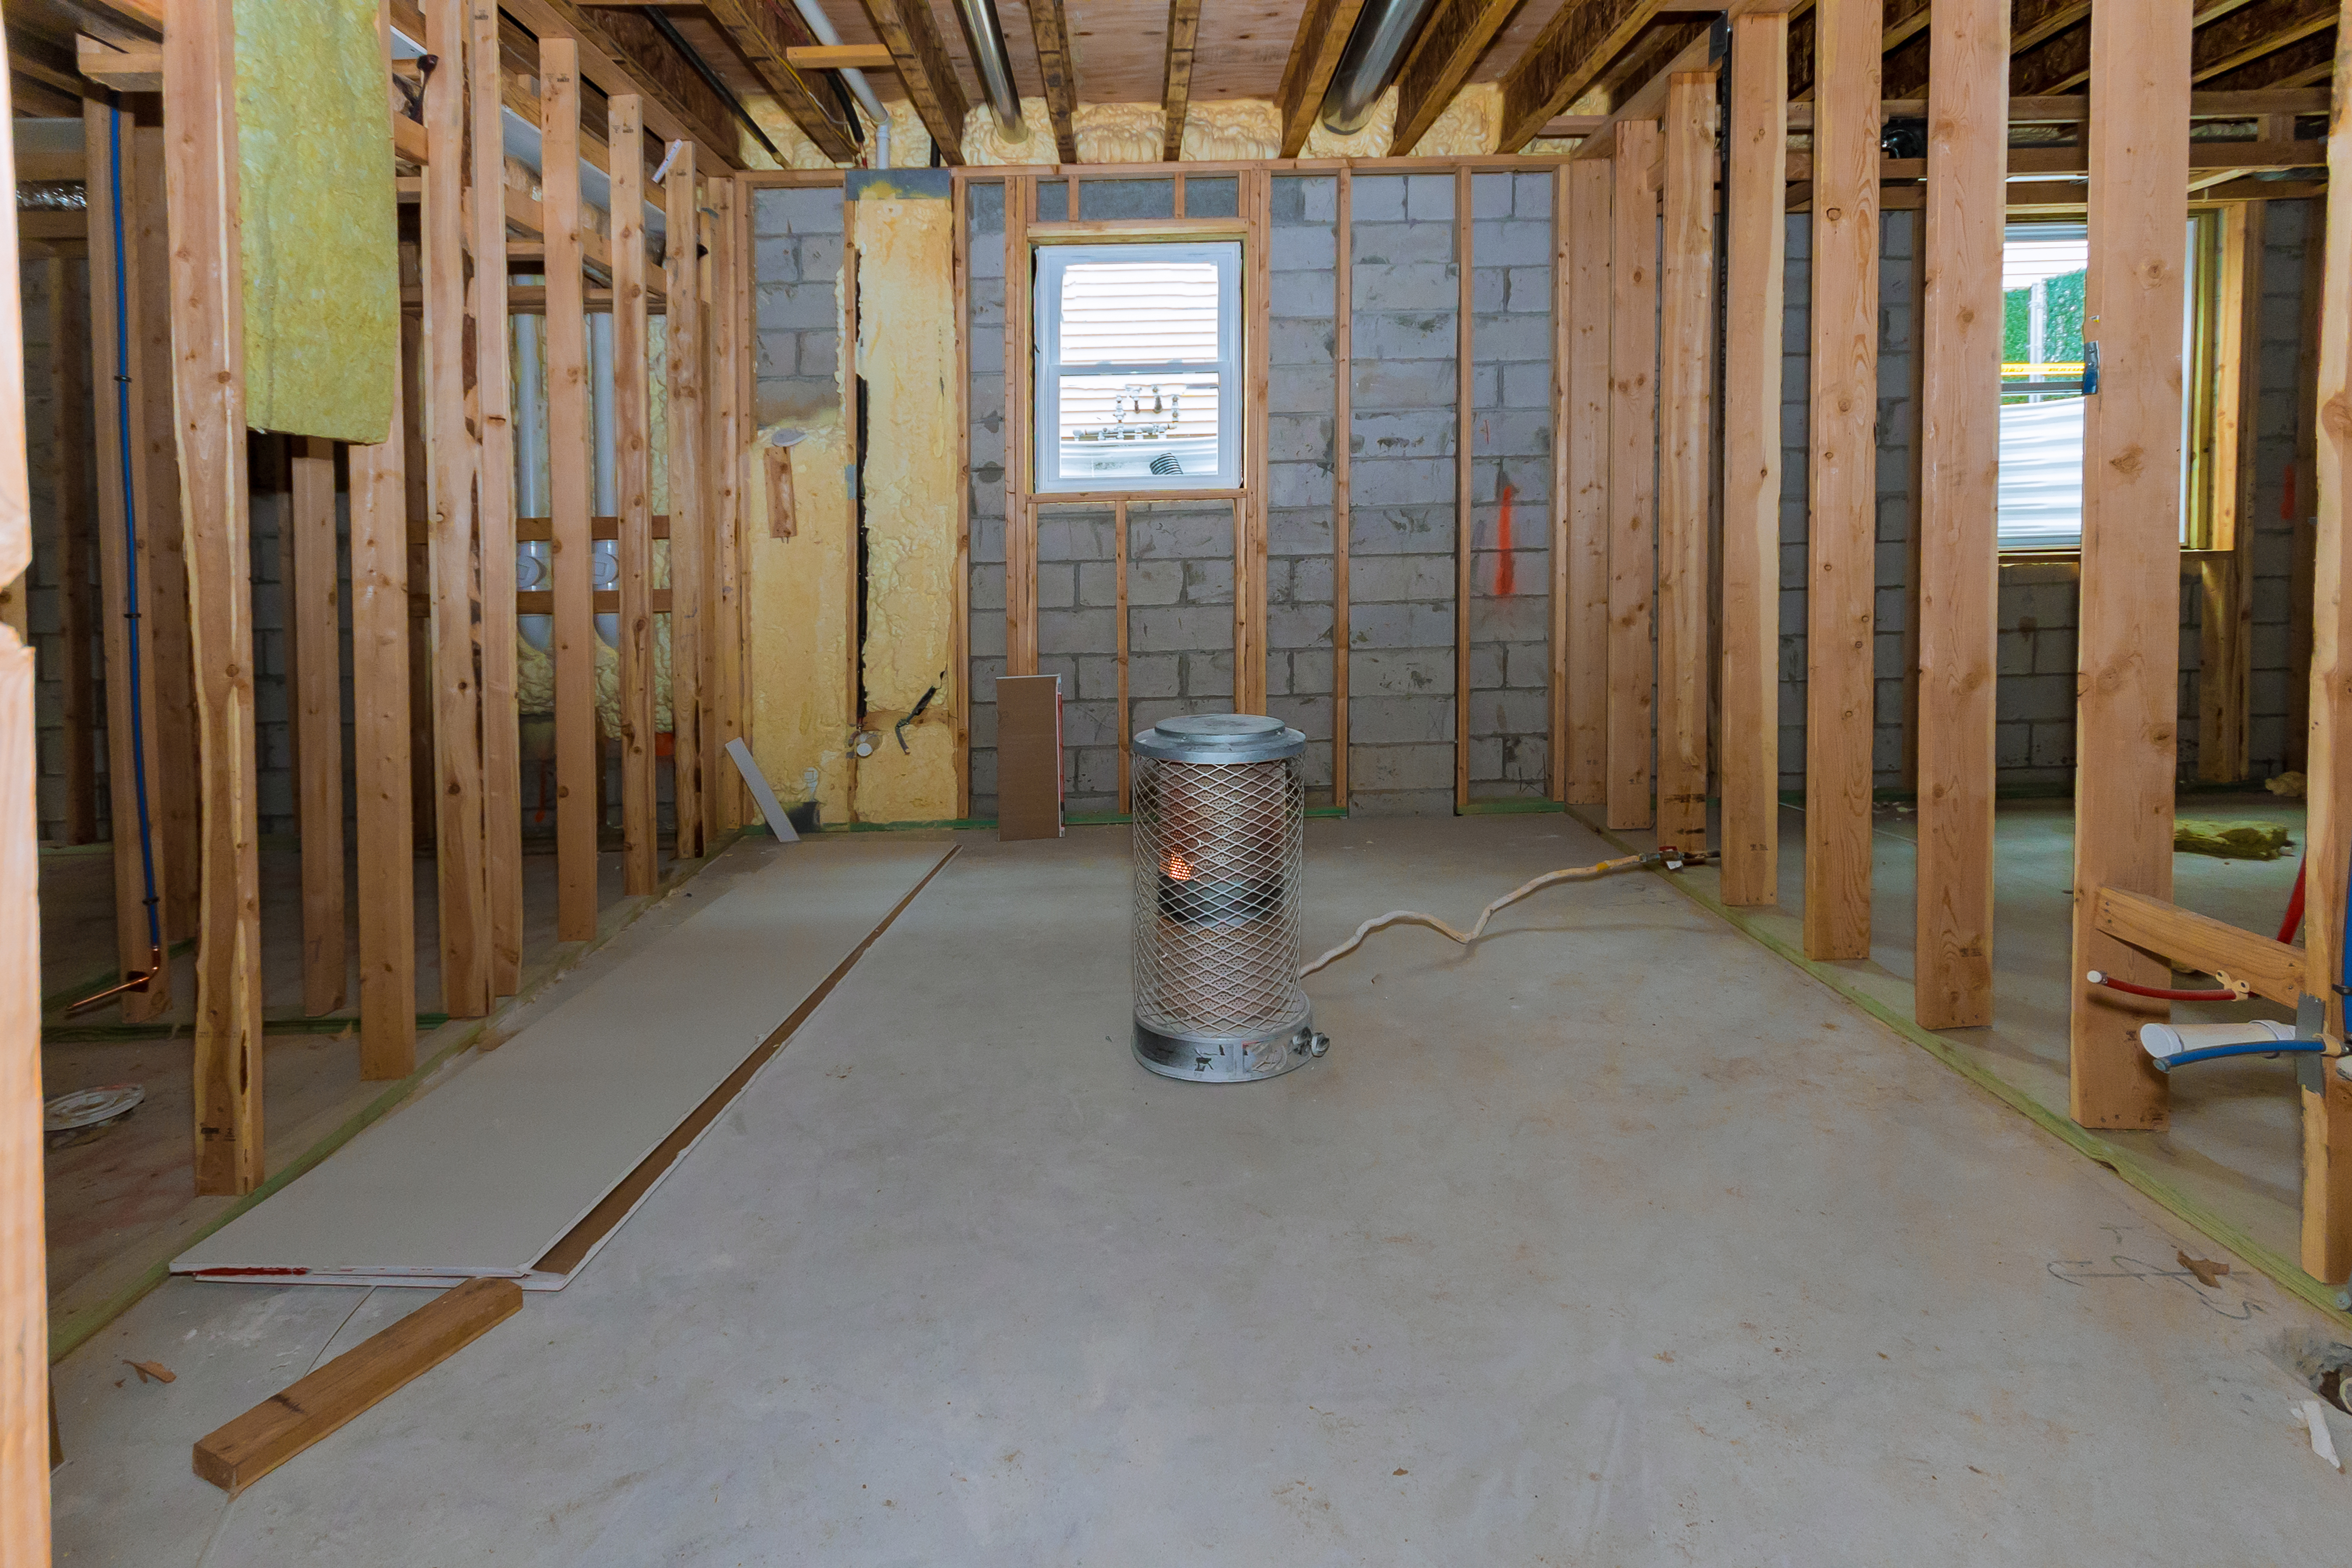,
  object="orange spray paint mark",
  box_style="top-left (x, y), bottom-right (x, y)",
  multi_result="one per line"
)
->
top-left (1494, 482), bottom-right (1517, 596)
